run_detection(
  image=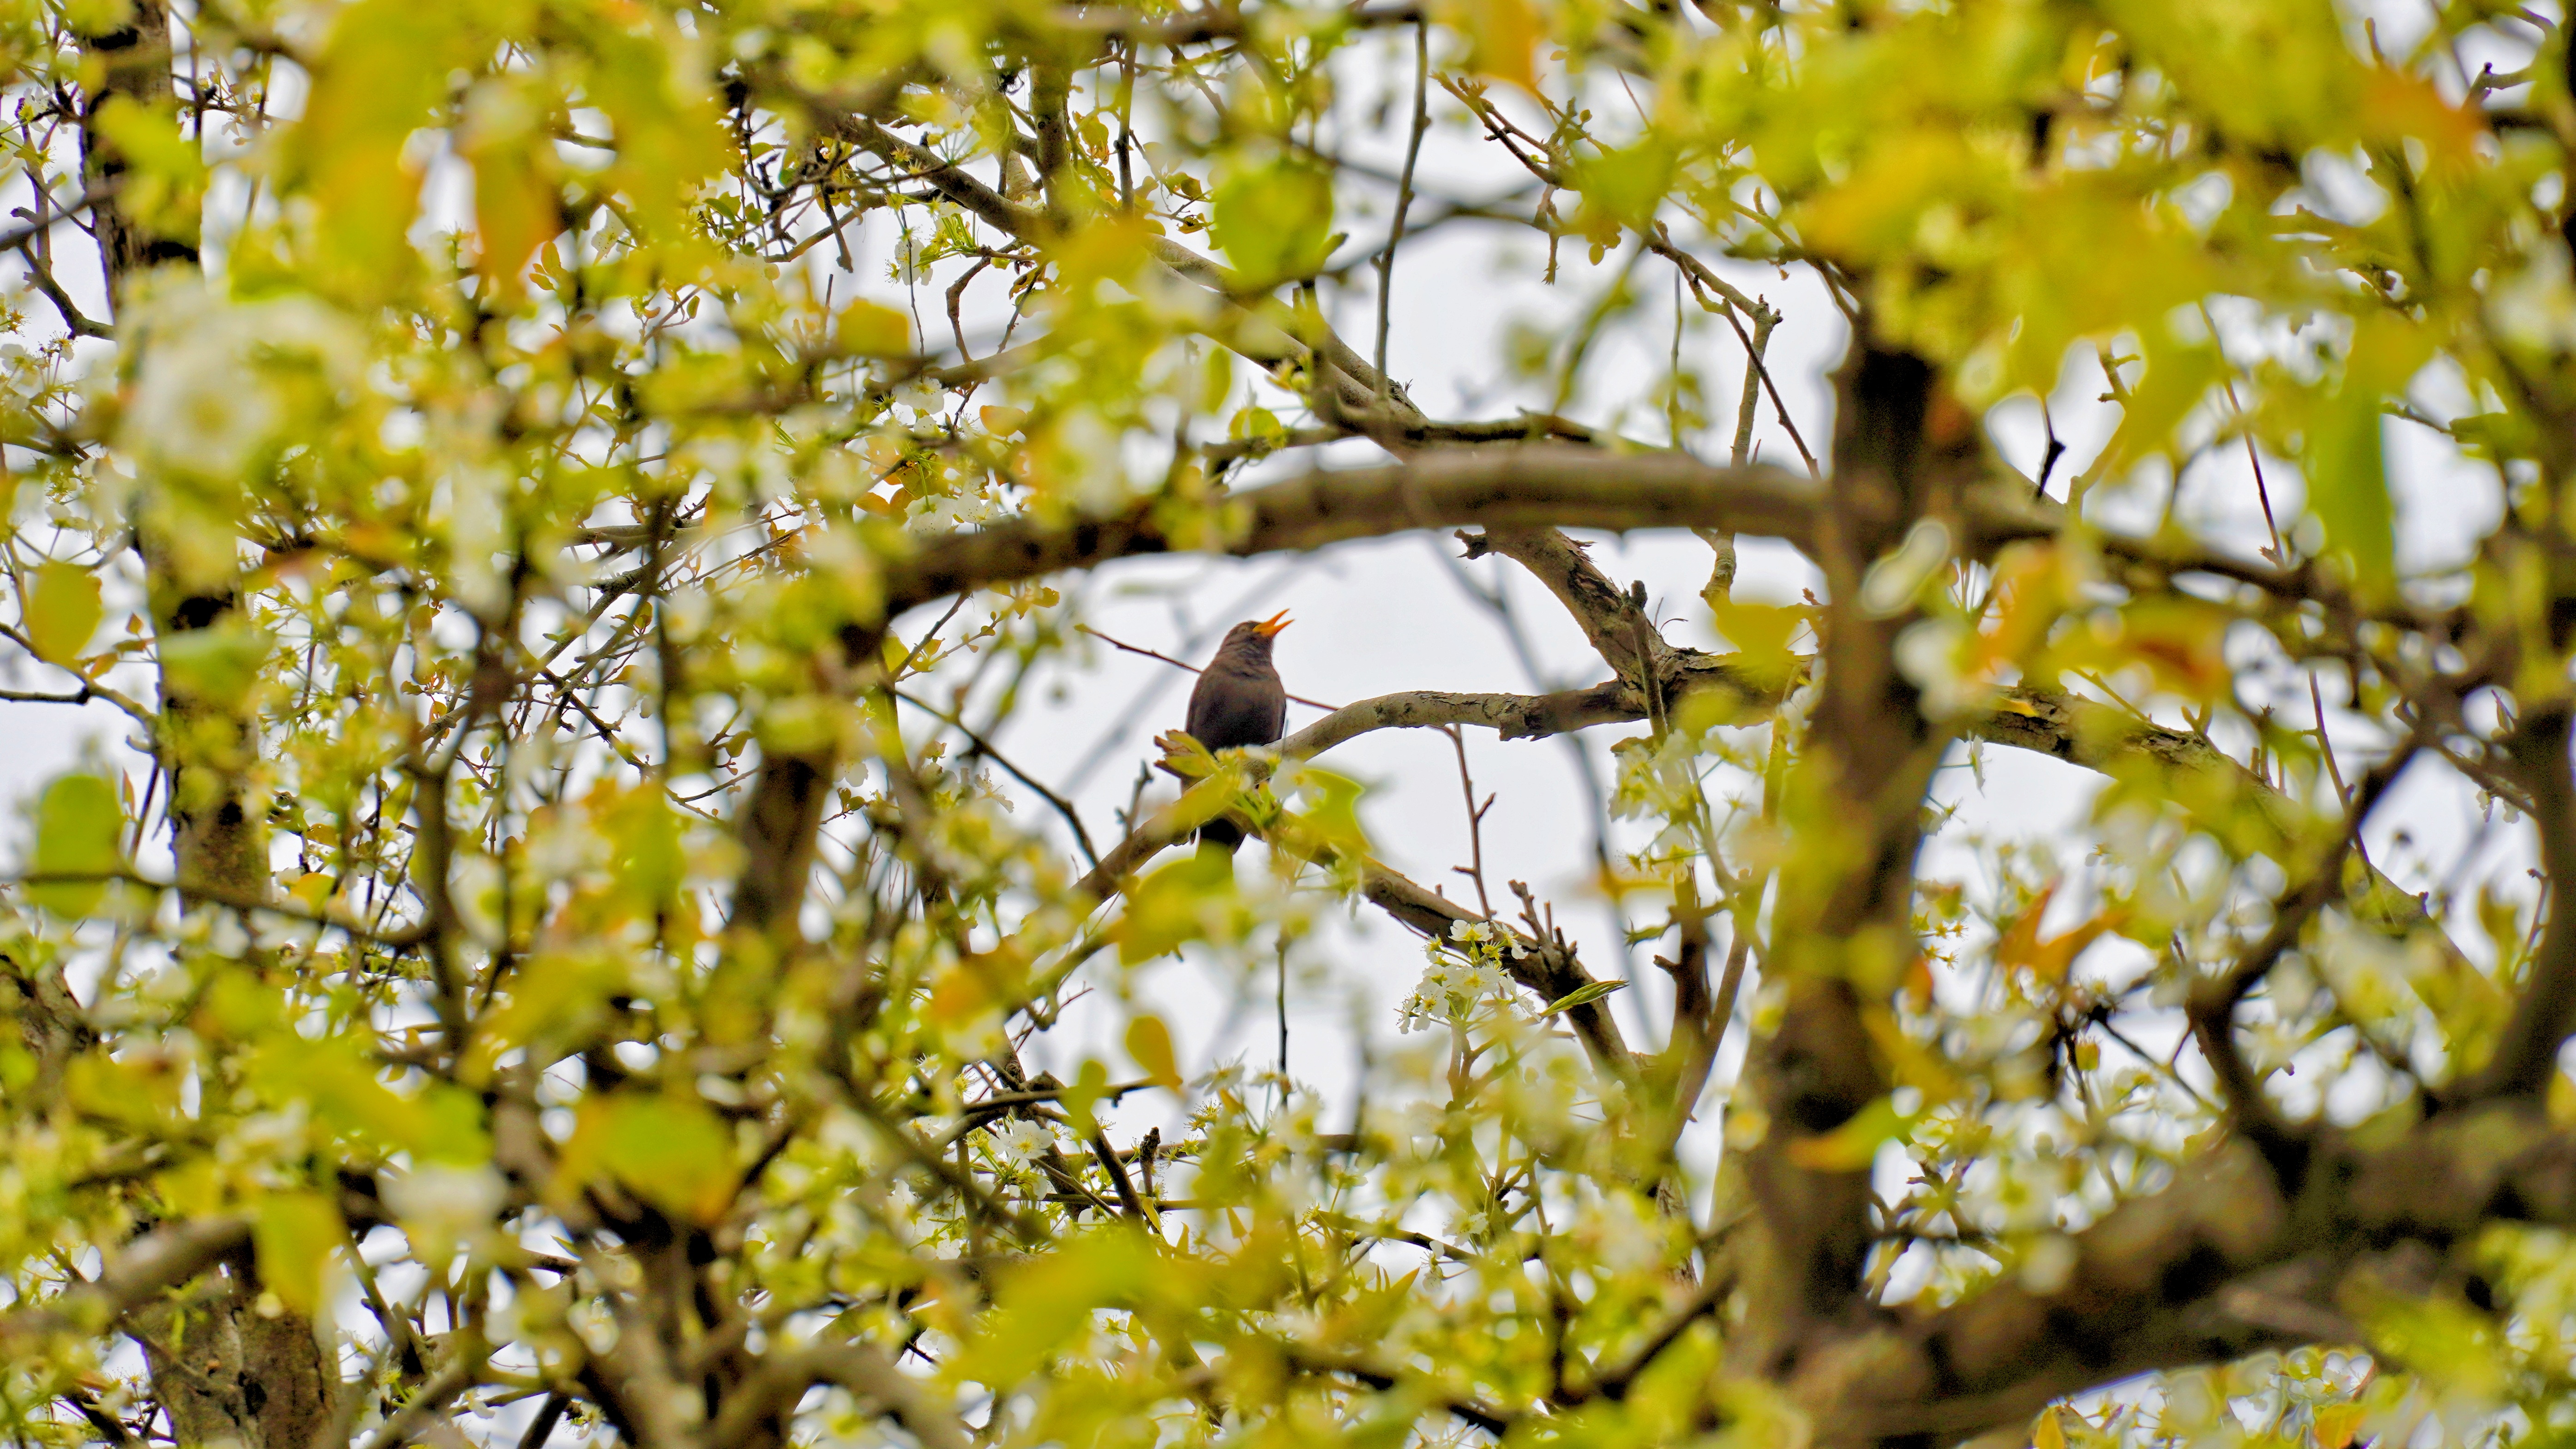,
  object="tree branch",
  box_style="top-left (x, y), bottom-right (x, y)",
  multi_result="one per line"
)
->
top-left (873, 449), bottom-right (1820, 622)
top-left (2460, 703), bottom-right (2576, 1099)
top-left (1836, 1100), bottom-right (2576, 1444)
top-left (0, 1216), bottom-right (250, 1343)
